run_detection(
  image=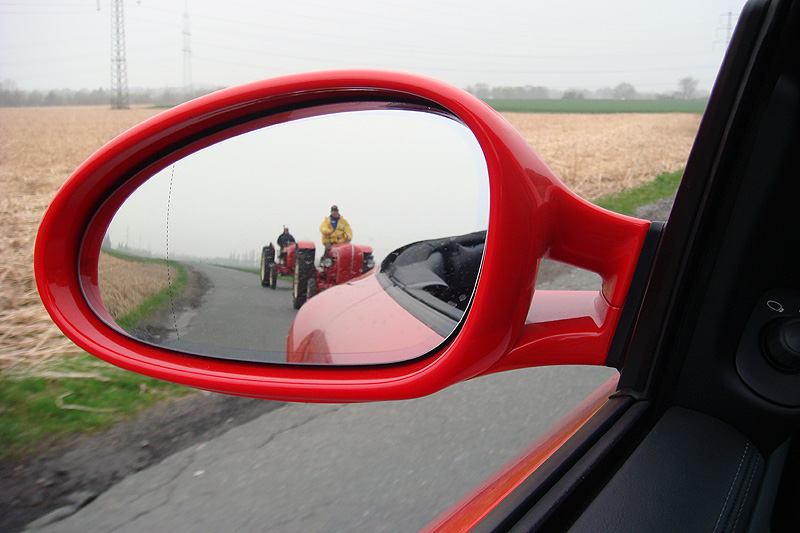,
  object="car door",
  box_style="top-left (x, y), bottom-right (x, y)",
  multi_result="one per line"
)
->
top-left (433, 0), bottom-right (800, 530)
